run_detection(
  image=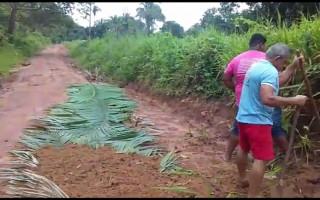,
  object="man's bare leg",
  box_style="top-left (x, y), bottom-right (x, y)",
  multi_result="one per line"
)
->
top-left (248, 159), bottom-right (267, 198)
top-left (274, 135), bottom-right (288, 152)
top-left (236, 148), bottom-right (249, 187)
top-left (224, 134), bottom-right (239, 161)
